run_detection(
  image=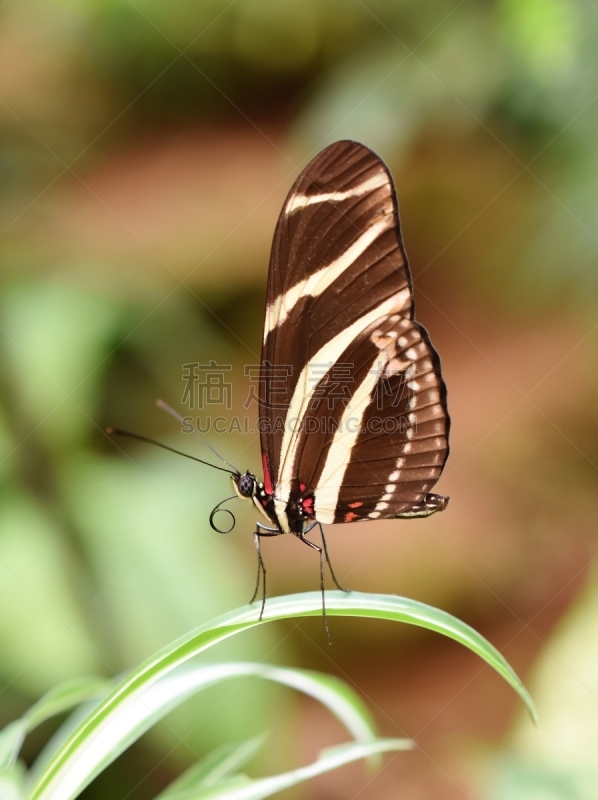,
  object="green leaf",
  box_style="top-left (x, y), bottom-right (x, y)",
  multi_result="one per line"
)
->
top-left (150, 661), bottom-right (378, 745)
top-left (30, 591), bottom-right (536, 800)
top-left (155, 736), bottom-right (266, 798)
top-left (30, 660), bottom-right (380, 800)
top-left (0, 761), bottom-right (26, 800)
top-left (165, 739), bottom-right (412, 800)
top-left (0, 723), bottom-right (26, 774)
top-left (23, 677), bottom-right (108, 733)
top-left (0, 677), bottom-right (107, 771)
